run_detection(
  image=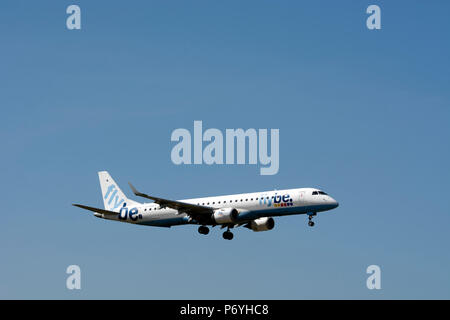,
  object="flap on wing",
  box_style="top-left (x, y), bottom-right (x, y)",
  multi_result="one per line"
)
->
top-left (128, 182), bottom-right (212, 215)
top-left (72, 204), bottom-right (119, 216)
